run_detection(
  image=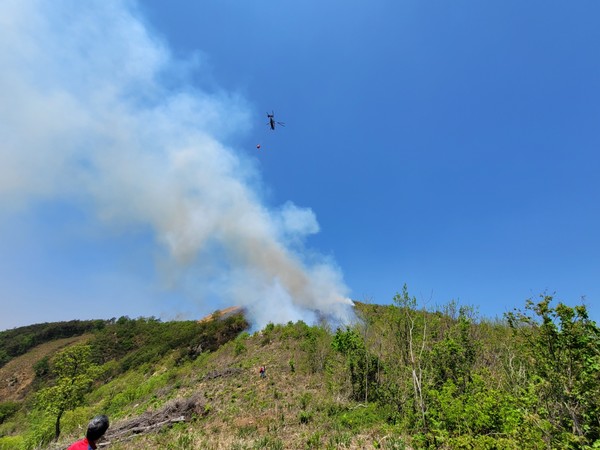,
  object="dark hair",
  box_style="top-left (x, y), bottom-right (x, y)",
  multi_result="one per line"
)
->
top-left (86, 415), bottom-right (109, 441)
